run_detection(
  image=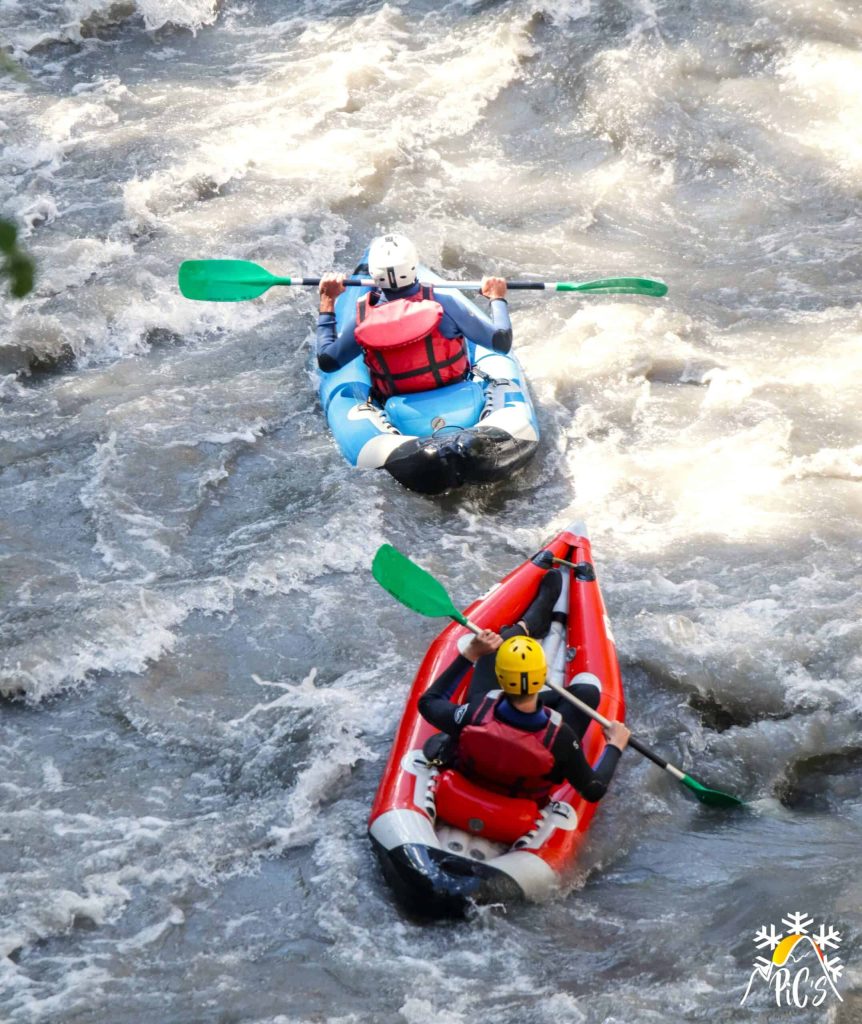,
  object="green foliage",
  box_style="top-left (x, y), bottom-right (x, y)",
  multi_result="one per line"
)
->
top-left (0, 219), bottom-right (35, 298)
top-left (0, 49), bottom-right (30, 82)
